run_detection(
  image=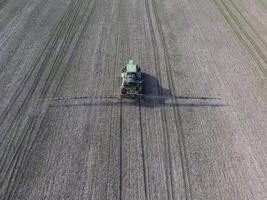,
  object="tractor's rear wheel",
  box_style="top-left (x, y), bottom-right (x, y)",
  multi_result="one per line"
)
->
top-left (121, 87), bottom-right (127, 95)
top-left (138, 85), bottom-right (142, 94)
